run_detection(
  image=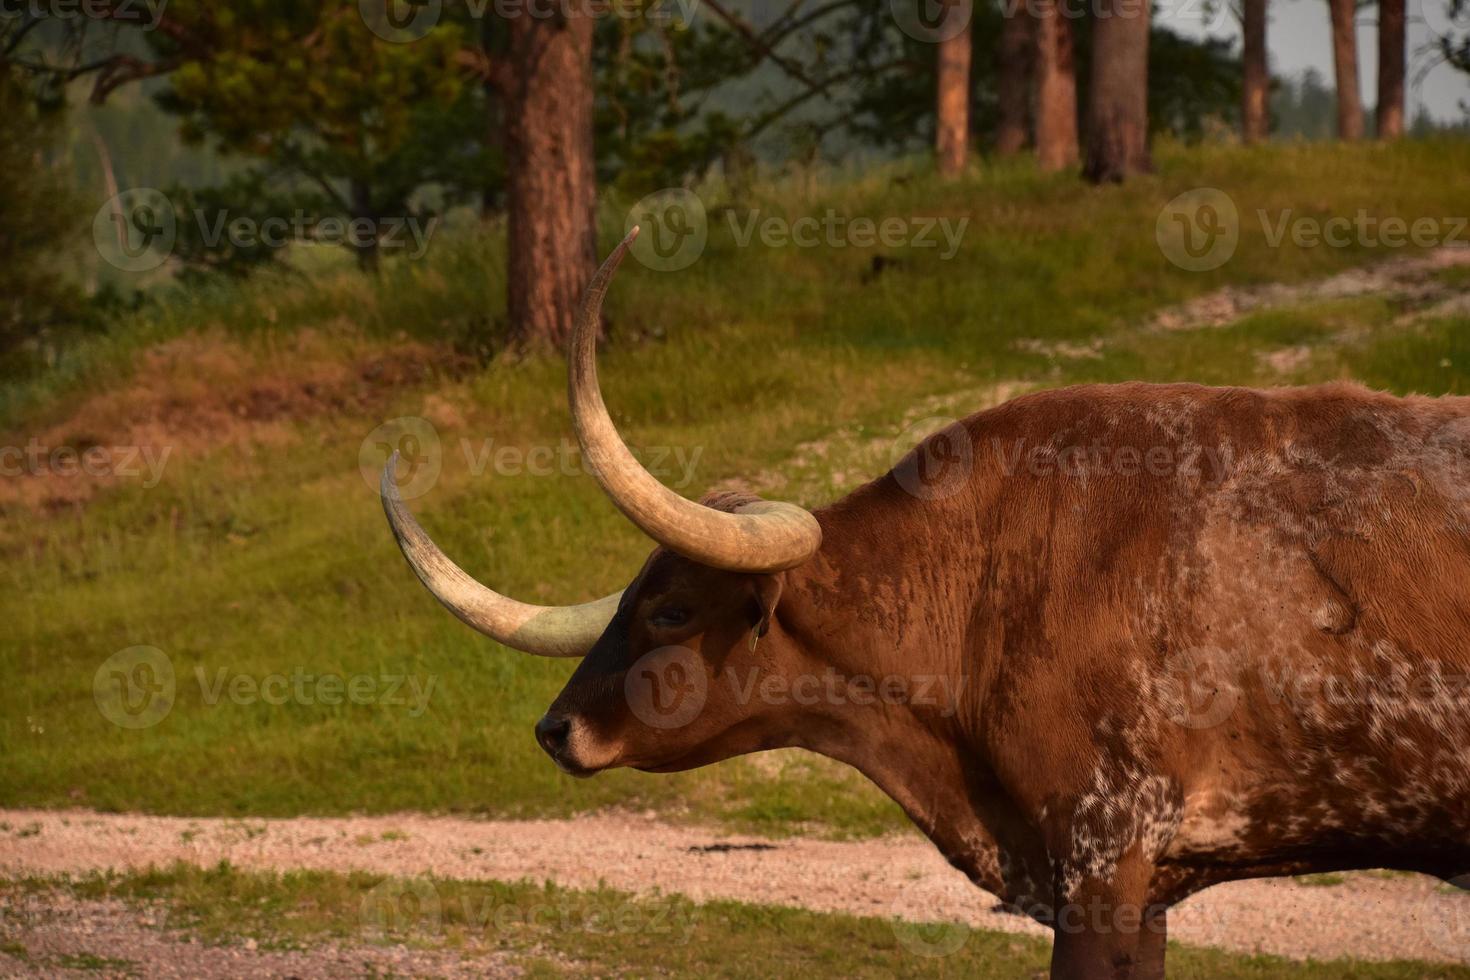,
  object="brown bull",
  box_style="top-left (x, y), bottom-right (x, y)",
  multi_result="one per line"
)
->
top-left (384, 230), bottom-right (1470, 979)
